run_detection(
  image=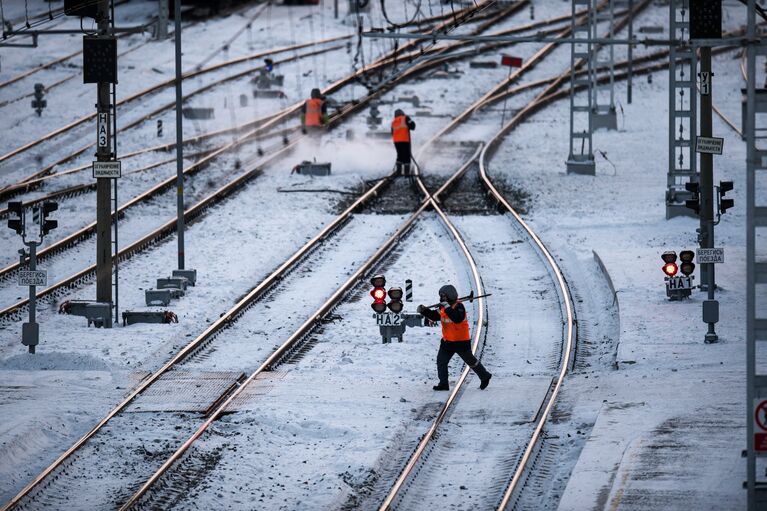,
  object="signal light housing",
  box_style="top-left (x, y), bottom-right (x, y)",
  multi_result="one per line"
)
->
top-left (41, 201), bottom-right (58, 236)
top-left (684, 181), bottom-right (700, 215)
top-left (661, 251), bottom-right (678, 277)
top-left (370, 274), bottom-right (387, 312)
top-left (387, 287), bottom-right (403, 313)
top-left (679, 250), bottom-right (695, 276)
top-left (661, 251), bottom-right (678, 264)
top-left (7, 201), bottom-right (23, 235)
top-left (370, 274), bottom-right (386, 288)
top-left (718, 180), bottom-right (734, 214)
